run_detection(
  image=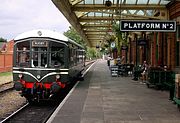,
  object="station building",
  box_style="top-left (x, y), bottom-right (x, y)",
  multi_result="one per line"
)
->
top-left (127, 1), bottom-right (180, 70)
top-left (52, 0), bottom-right (180, 72)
